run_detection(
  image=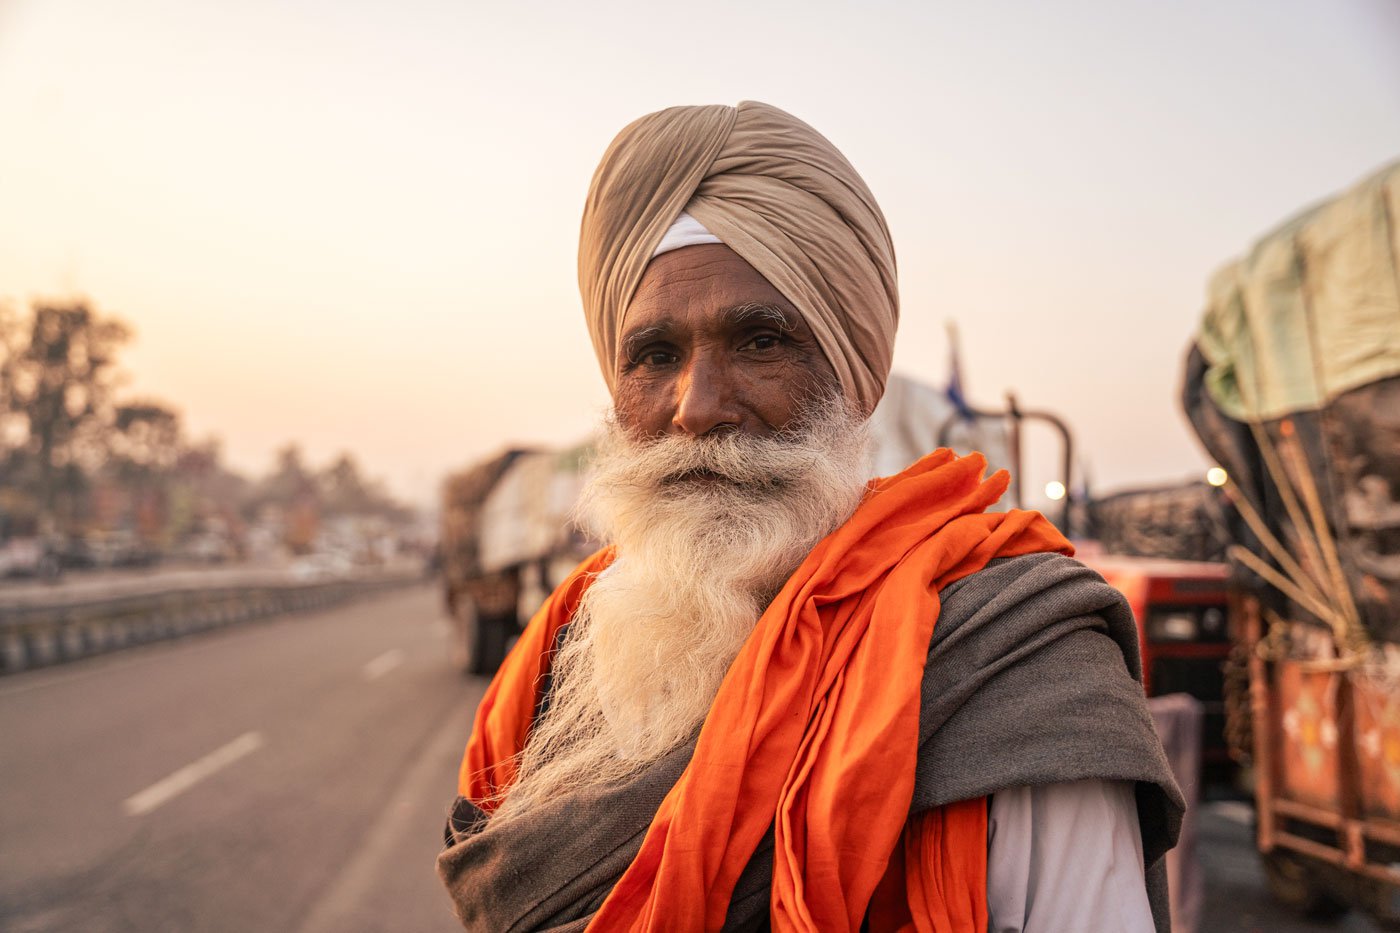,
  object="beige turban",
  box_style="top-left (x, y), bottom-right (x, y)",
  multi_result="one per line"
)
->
top-left (578, 101), bottom-right (899, 416)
